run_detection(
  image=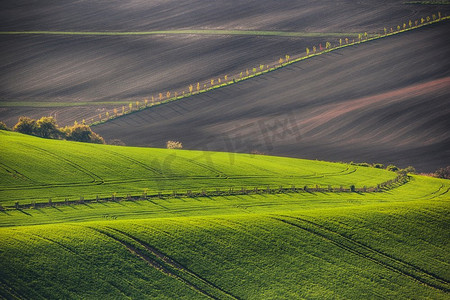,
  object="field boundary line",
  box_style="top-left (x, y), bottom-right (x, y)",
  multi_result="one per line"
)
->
top-left (2, 174), bottom-right (410, 210)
